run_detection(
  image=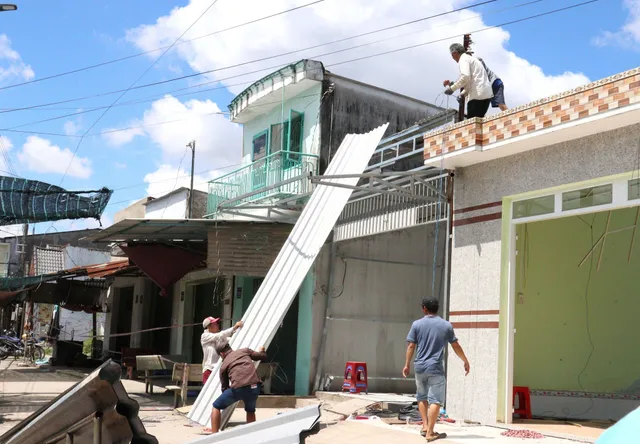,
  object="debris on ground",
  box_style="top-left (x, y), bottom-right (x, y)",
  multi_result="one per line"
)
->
top-left (501, 429), bottom-right (546, 439)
